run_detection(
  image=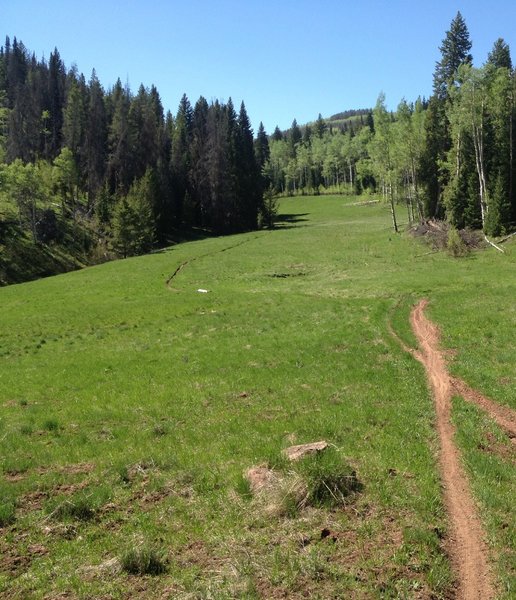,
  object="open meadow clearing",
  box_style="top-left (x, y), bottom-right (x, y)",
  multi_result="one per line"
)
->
top-left (1, 195), bottom-right (515, 599)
